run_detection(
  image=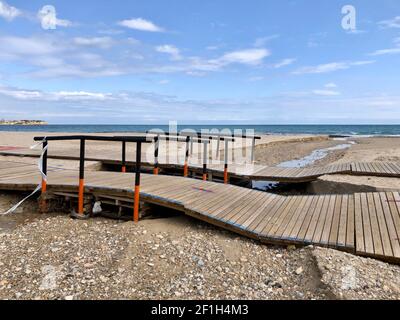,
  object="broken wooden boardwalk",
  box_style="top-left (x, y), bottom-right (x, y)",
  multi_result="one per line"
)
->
top-left (0, 160), bottom-right (399, 264)
top-left (1, 147), bottom-right (400, 182)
